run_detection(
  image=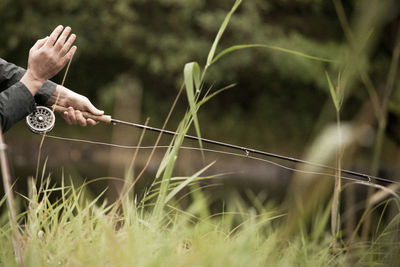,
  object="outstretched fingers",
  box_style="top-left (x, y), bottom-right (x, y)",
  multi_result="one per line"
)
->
top-left (42, 25), bottom-right (77, 66)
top-left (53, 26), bottom-right (77, 65)
top-left (45, 25), bottom-right (64, 48)
top-left (61, 44), bottom-right (77, 66)
top-left (60, 33), bottom-right (76, 56)
top-left (54, 26), bottom-right (71, 50)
